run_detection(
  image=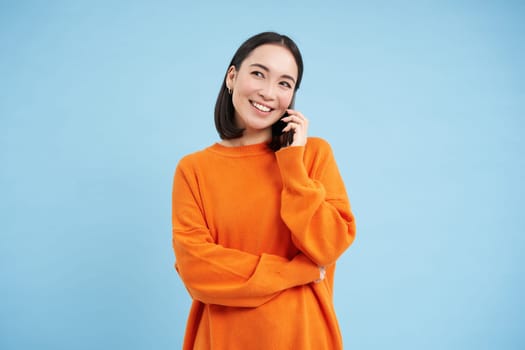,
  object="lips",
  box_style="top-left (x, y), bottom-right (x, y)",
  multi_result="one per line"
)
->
top-left (250, 100), bottom-right (273, 113)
